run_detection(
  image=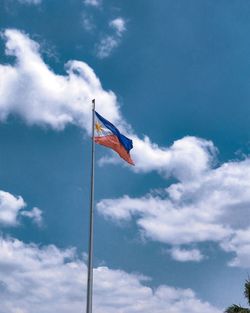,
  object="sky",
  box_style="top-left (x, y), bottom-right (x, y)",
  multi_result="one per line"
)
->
top-left (1, 0), bottom-right (250, 312)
